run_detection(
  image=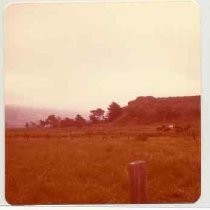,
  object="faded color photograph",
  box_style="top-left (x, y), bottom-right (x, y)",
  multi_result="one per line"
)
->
top-left (5, 1), bottom-right (201, 204)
